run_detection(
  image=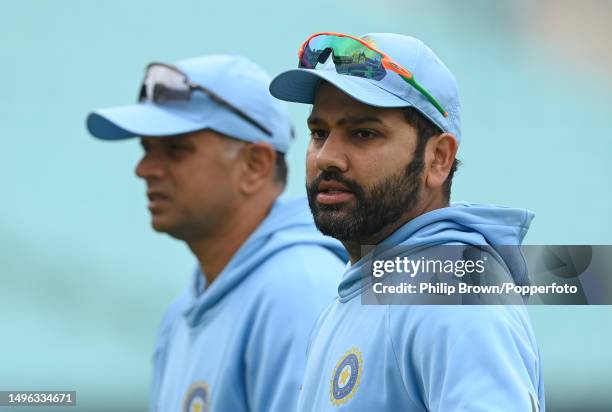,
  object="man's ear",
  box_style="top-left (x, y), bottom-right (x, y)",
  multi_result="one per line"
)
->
top-left (425, 133), bottom-right (458, 190)
top-left (238, 142), bottom-right (276, 195)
